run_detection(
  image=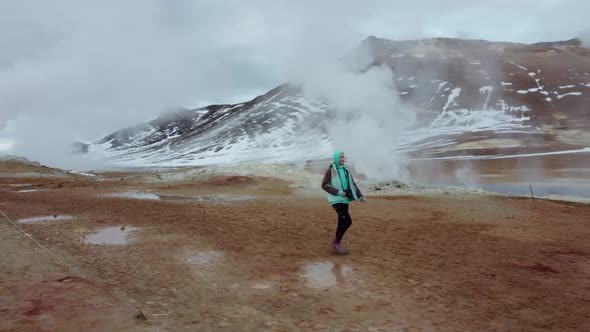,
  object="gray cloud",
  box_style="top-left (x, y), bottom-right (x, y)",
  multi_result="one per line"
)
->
top-left (0, 0), bottom-right (588, 167)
